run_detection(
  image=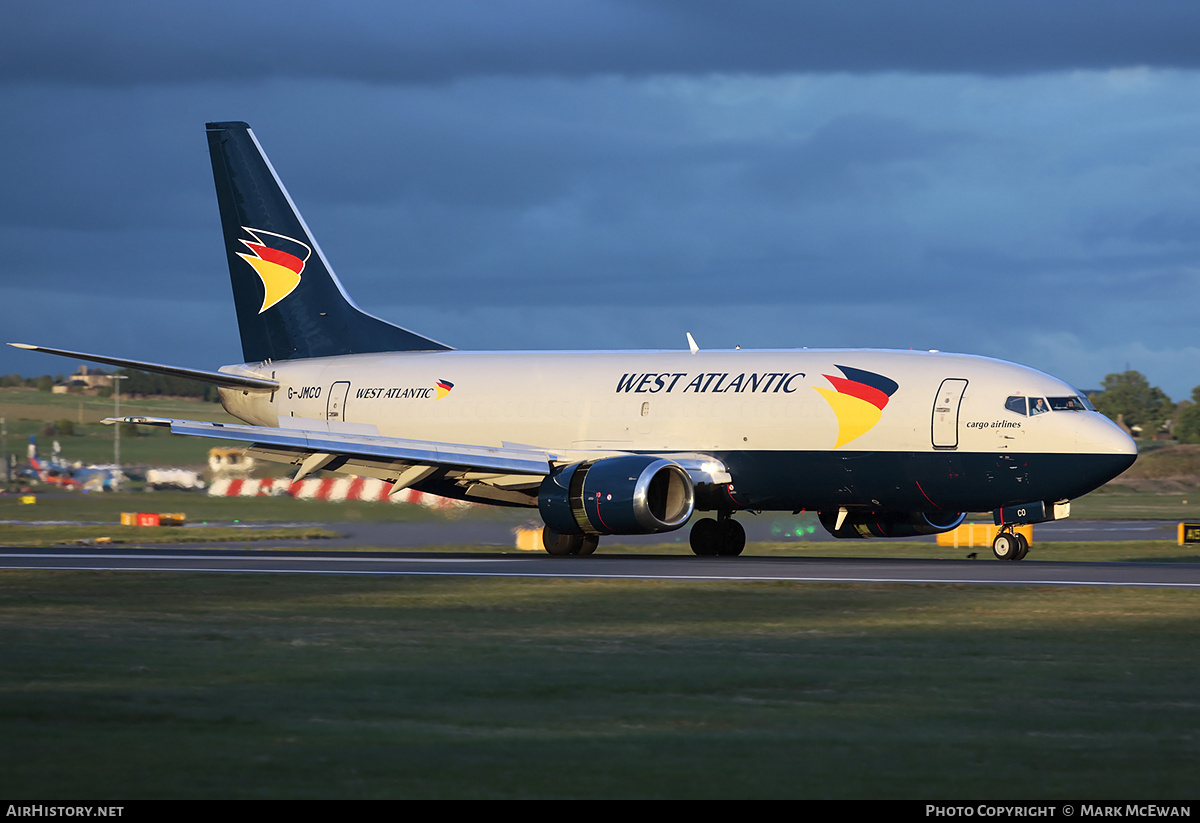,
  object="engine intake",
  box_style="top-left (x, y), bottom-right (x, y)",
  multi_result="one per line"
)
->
top-left (539, 456), bottom-right (695, 535)
top-left (819, 510), bottom-right (967, 539)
